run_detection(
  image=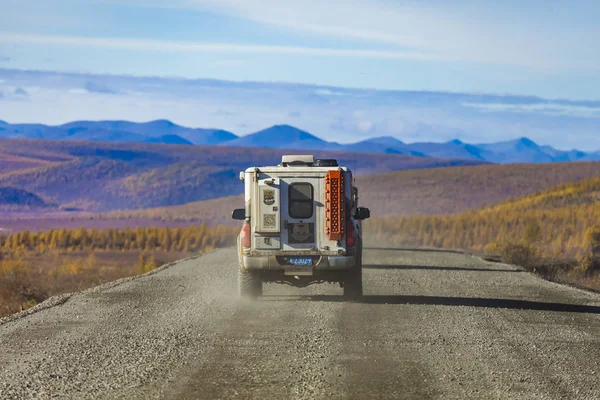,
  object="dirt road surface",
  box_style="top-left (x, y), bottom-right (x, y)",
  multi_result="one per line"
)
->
top-left (1, 247), bottom-right (599, 399)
